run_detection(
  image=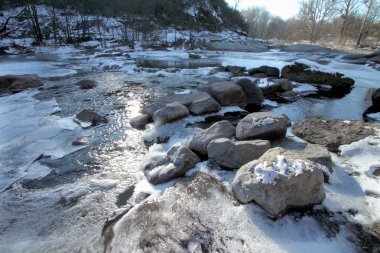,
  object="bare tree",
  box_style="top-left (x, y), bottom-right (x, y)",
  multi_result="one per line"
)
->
top-left (0, 6), bottom-right (27, 36)
top-left (356, 0), bottom-right (378, 46)
top-left (338, 0), bottom-right (360, 44)
top-left (233, 0), bottom-right (241, 11)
